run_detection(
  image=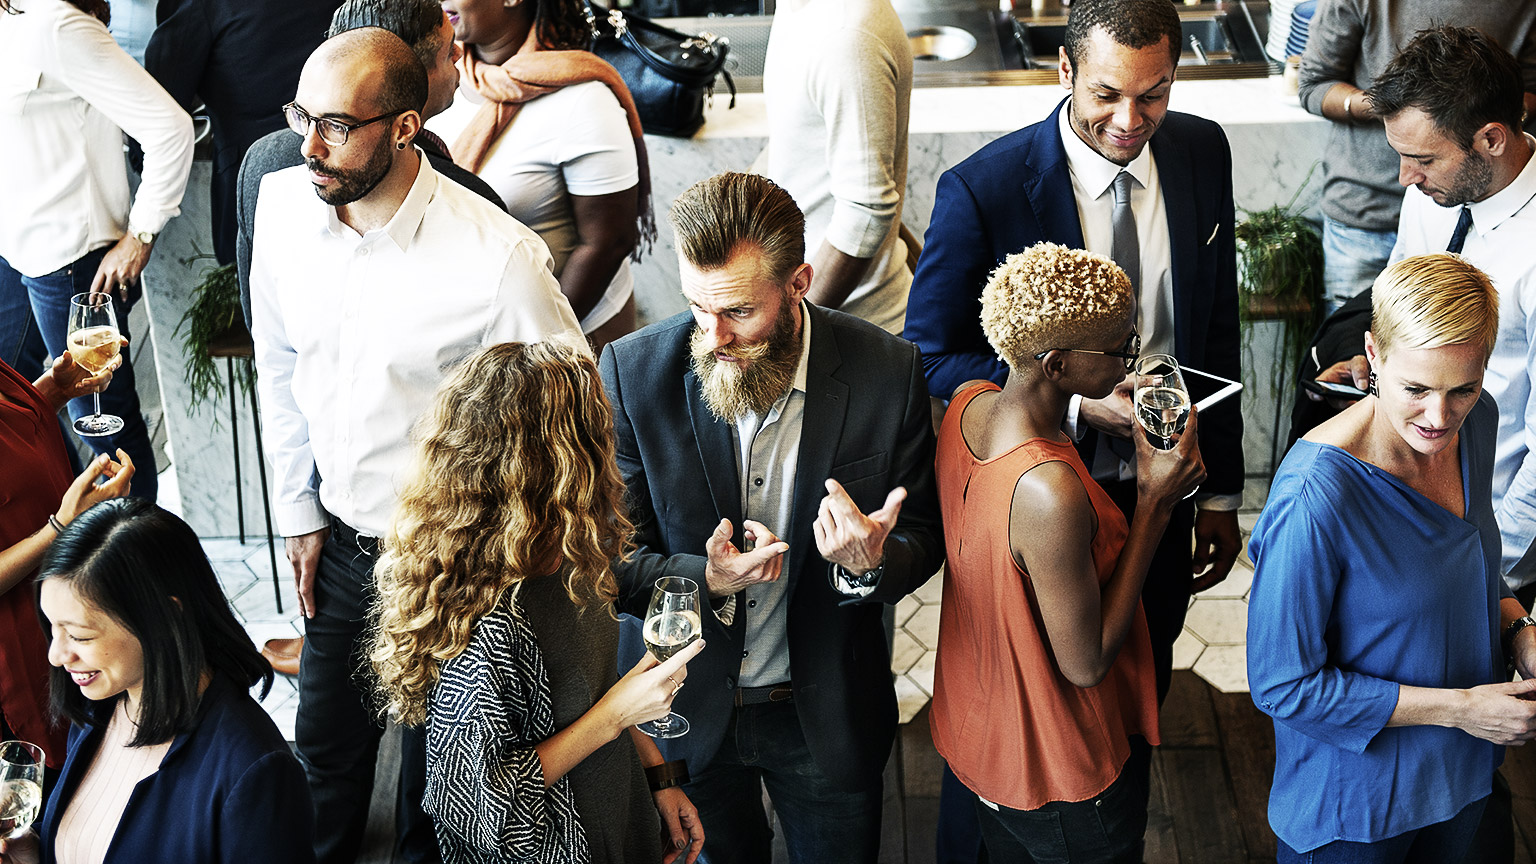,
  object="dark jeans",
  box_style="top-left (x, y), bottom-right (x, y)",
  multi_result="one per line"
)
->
top-left (0, 248), bottom-right (157, 501)
top-left (1104, 480), bottom-right (1195, 704)
top-left (937, 761), bottom-right (986, 864)
top-left (294, 522), bottom-right (439, 864)
top-left (1276, 795), bottom-right (1487, 864)
top-left (974, 737), bottom-right (1151, 864)
top-left (692, 700), bottom-right (883, 864)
